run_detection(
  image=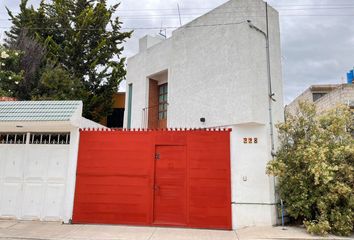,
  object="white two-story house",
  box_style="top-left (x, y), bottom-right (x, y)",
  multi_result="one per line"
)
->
top-left (124, 0), bottom-right (284, 228)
